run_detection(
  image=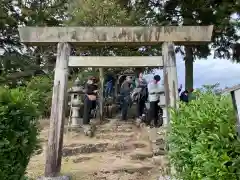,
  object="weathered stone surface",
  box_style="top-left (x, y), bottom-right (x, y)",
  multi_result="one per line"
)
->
top-left (37, 175), bottom-right (70, 180)
top-left (152, 155), bottom-right (169, 167)
top-left (95, 132), bottom-right (135, 140)
top-left (18, 26), bottom-right (213, 45)
top-left (72, 156), bottom-right (92, 163)
top-left (62, 143), bottom-right (109, 156)
top-left (68, 56), bottom-right (163, 67)
top-left (130, 150), bottom-right (153, 160)
top-left (100, 164), bottom-right (155, 174)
